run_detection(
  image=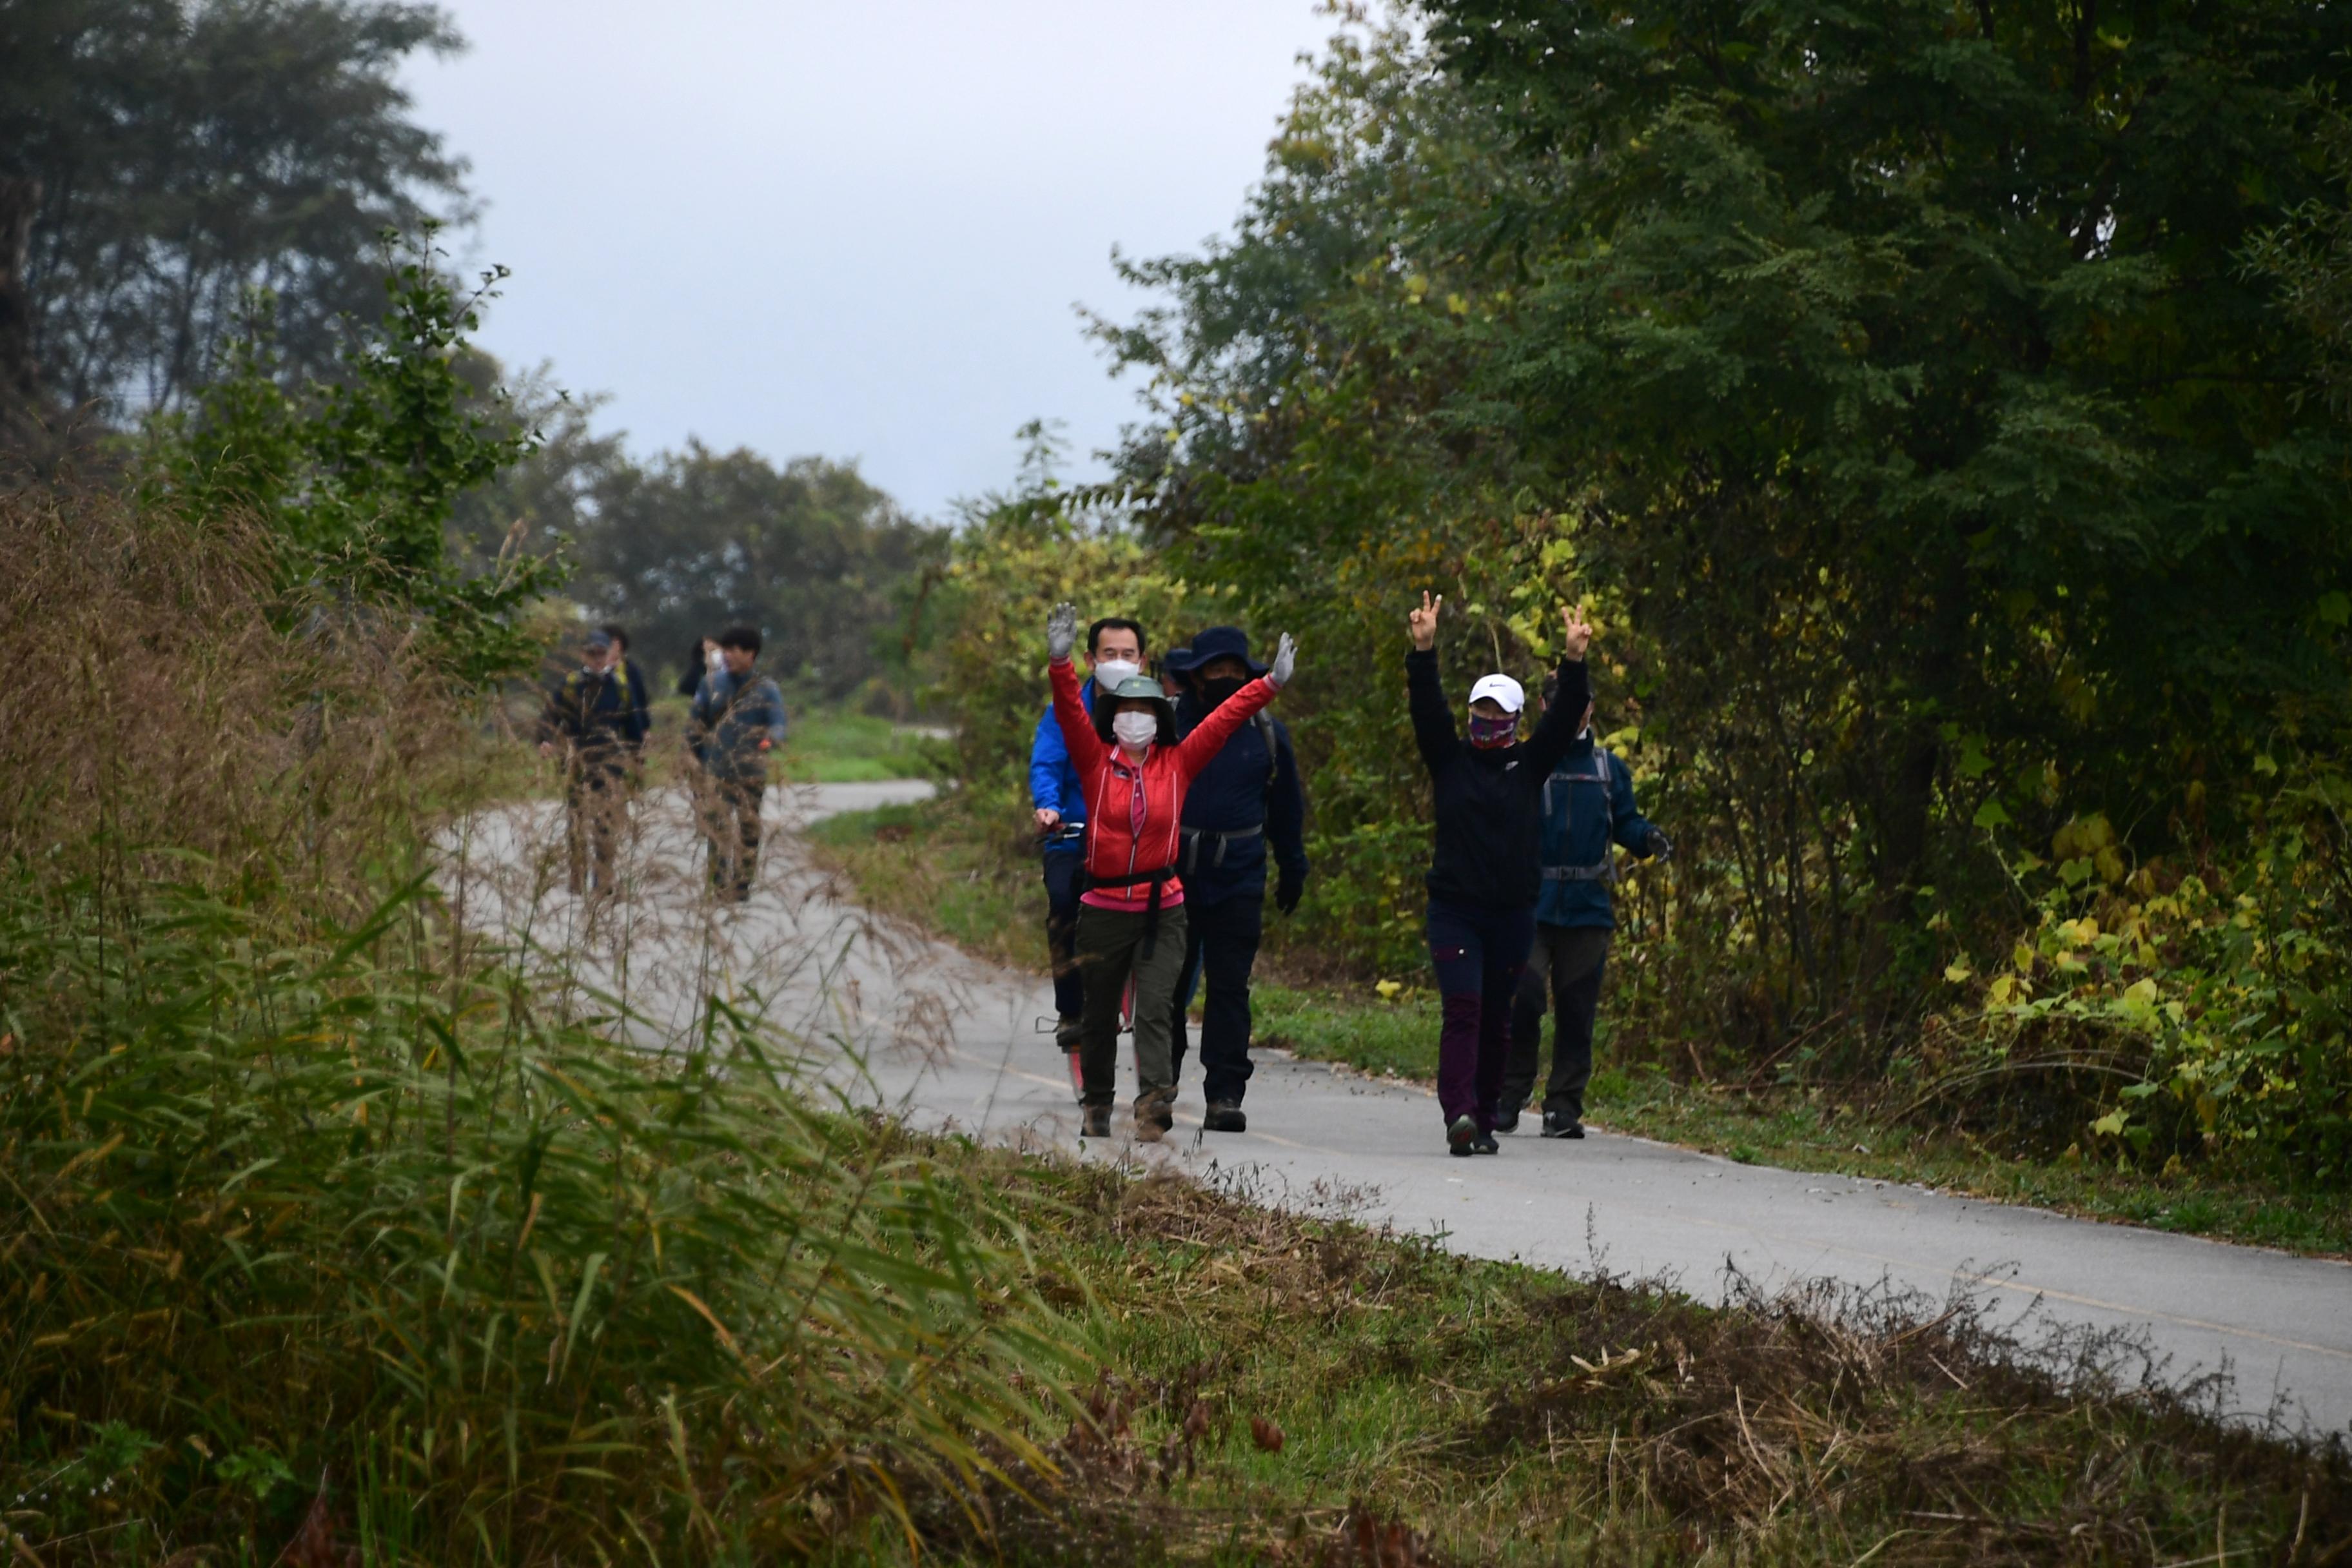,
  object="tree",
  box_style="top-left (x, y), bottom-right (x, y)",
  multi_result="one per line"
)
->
top-left (568, 445), bottom-right (945, 703)
top-left (144, 232), bottom-right (554, 688)
top-left (0, 0), bottom-right (469, 416)
top-left (1095, 3), bottom-right (2352, 1041)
